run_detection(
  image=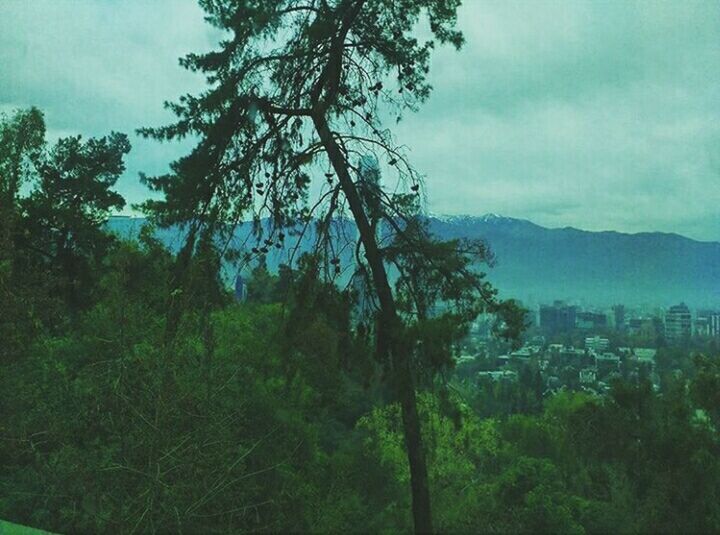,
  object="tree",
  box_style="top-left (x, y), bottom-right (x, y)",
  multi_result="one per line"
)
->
top-left (0, 108), bottom-right (129, 363)
top-left (18, 132), bottom-right (129, 311)
top-left (691, 354), bottom-right (720, 428)
top-left (0, 108), bottom-right (45, 360)
top-left (0, 107), bottom-right (45, 260)
top-left (140, 2), bottom-right (518, 530)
